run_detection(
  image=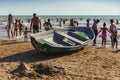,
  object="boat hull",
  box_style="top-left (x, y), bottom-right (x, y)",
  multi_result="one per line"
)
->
top-left (30, 27), bottom-right (94, 54)
top-left (30, 36), bottom-right (84, 54)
